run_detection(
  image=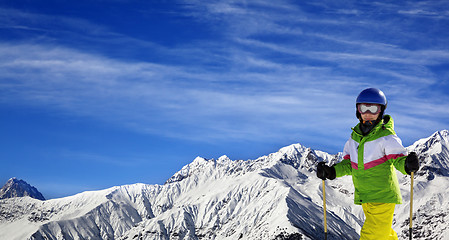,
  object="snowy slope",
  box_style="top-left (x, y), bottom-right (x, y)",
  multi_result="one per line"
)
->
top-left (121, 149), bottom-right (359, 240)
top-left (0, 184), bottom-right (159, 240)
top-left (0, 130), bottom-right (448, 240)
top-left (394, 130), bottom-right (449, 239)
